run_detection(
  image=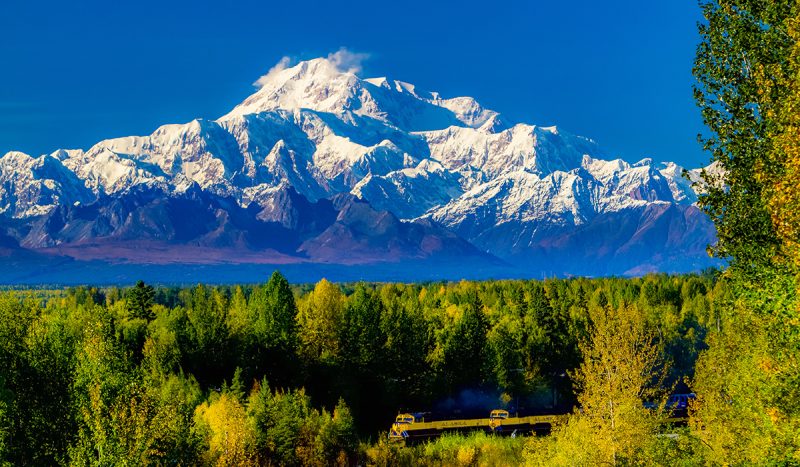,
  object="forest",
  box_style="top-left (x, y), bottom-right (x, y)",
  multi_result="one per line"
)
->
top-left (0, 273), bottom-right (720, 465)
